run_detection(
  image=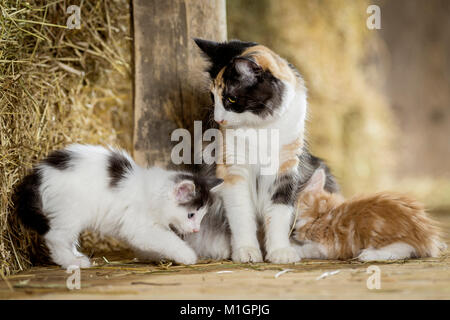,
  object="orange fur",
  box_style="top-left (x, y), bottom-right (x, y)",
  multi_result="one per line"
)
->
top-left (279, 158), bottom-right (299, 174)
top-left (215, 164), bottom-right (244, 185)
top-left (295, 187), bottom-right (444, 260)
top-left (241, 45), bottom-right (297, 85)
top-left (279, 138), bottom-right (303, 173)
top-left (214, 67), bottom-right (226, 89)
top-left (215, 132), bottom-right (245, 186)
